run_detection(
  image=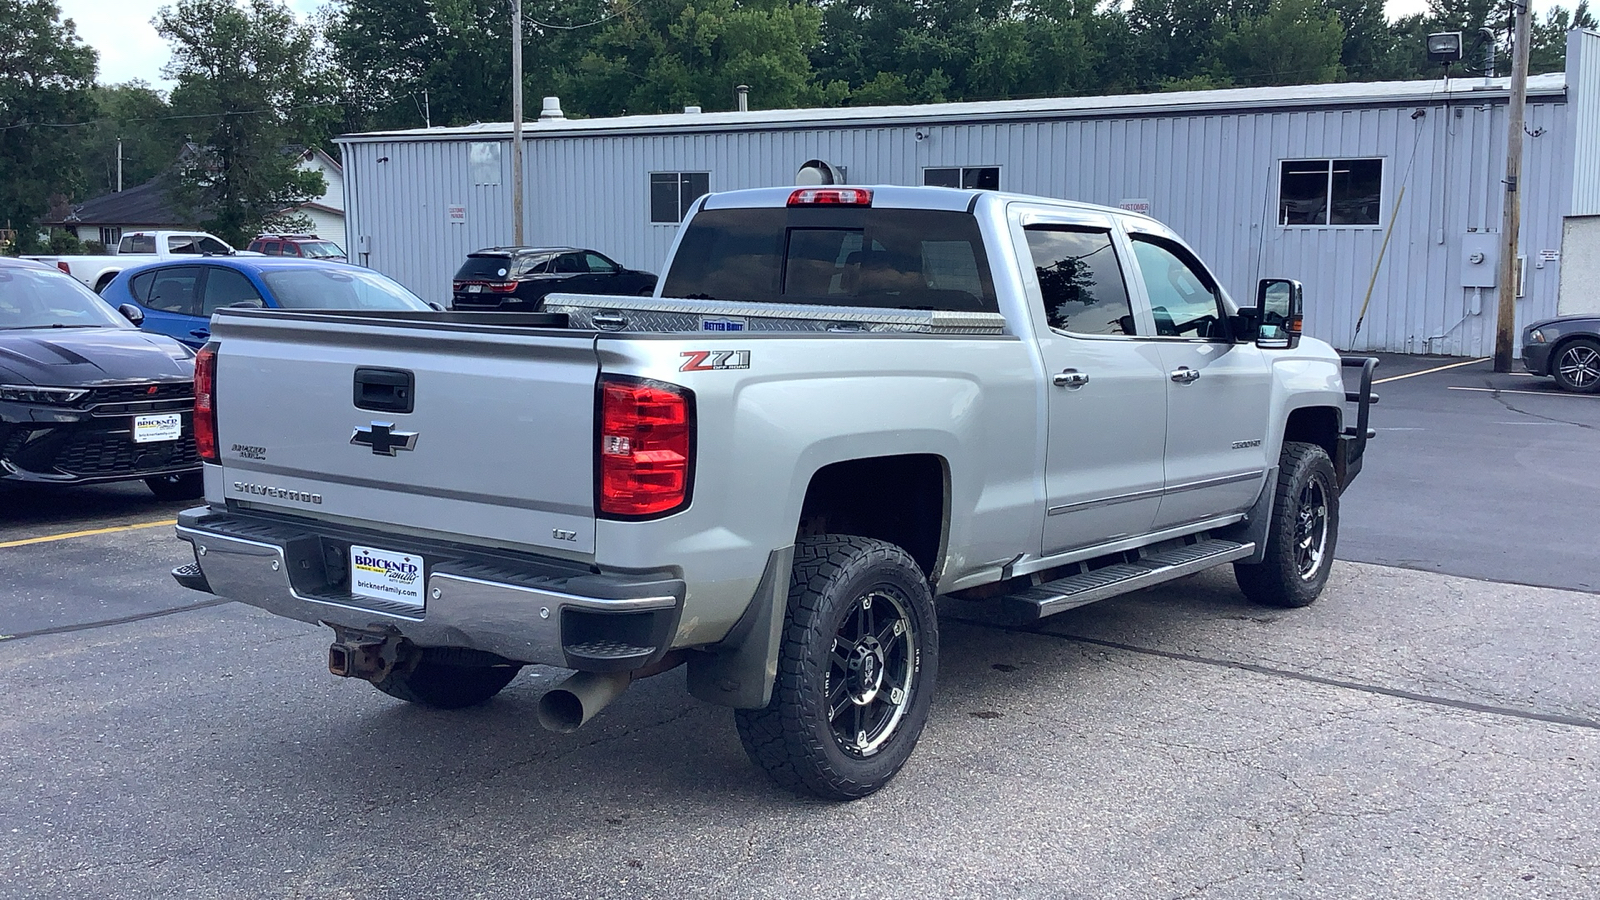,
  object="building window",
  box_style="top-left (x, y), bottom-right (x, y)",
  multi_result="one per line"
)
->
top-left (651, 172), bottom-right (710, 224)
top-left (924, 167), bottom-right (1000, 191)
top-left (1279, 159), bottom-right (1383, 226)
top-left (99, 227), bottom-right (122, 247)
top-left (469, 142), bottom-right (501, 185)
